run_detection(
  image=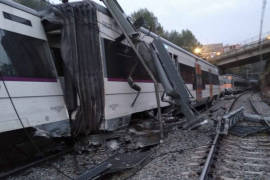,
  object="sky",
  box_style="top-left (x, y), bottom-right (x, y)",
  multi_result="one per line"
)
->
top-left (52, 0), bottom-right (270, 45)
